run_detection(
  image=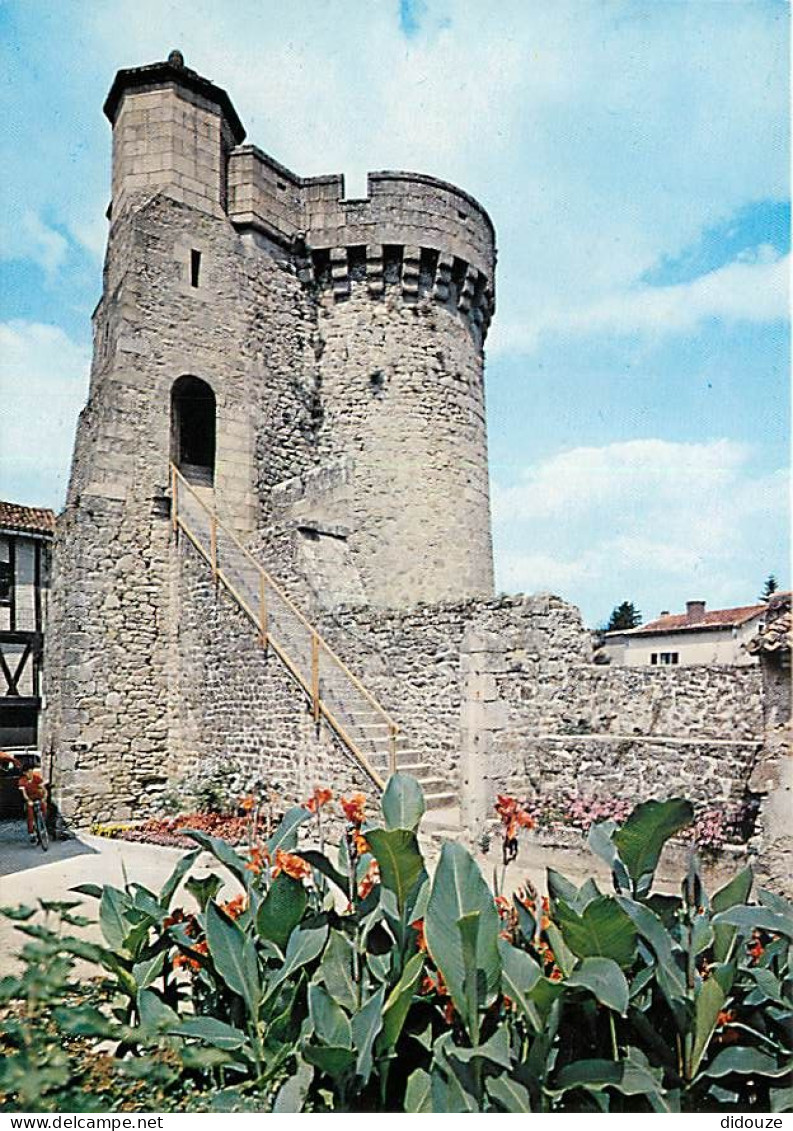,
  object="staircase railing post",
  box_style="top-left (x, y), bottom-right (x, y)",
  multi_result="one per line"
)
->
top-left (389, 725), bottom-right (398, 778)
top-left (311, 632), bottom-right (320, 725)
top-left (259, 571), bottom-right (268, 649)
top-left (170, 464), bottom-right (178, 533)
top-left (210, 513), bottom-right (218, 581)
